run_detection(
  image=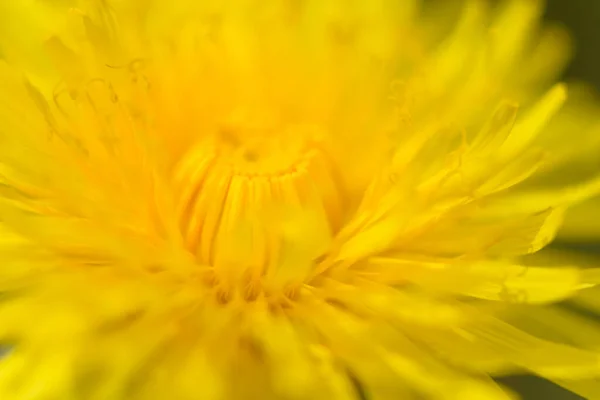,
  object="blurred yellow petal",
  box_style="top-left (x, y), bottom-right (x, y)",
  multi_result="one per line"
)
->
top-left (416, 315), bottom-right (600, 379)
top-left (553, 379), bottom-right (600, 400)
top-left (560, 197), bottom-right (600, 240)
top-left (0, 0), bottom-right (599, 399)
